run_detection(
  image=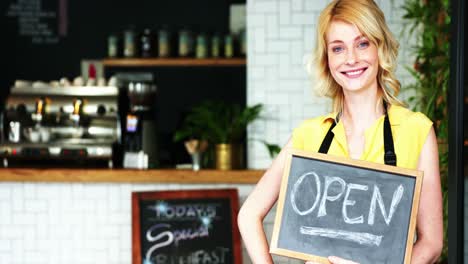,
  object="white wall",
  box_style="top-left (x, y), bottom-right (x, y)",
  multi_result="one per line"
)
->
top-left (0, 183), bottom-right (257, 264)
top-left (247, 0), bottom-right (417, 169)
top-left (0, 1), bottom-right (419, 264)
